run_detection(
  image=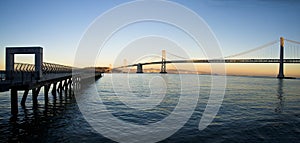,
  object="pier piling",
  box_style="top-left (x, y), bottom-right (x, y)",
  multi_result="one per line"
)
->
top-left (21, 89), bottom-right (29, 106)
top-left (10, 89), bottom-right (18, 115)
